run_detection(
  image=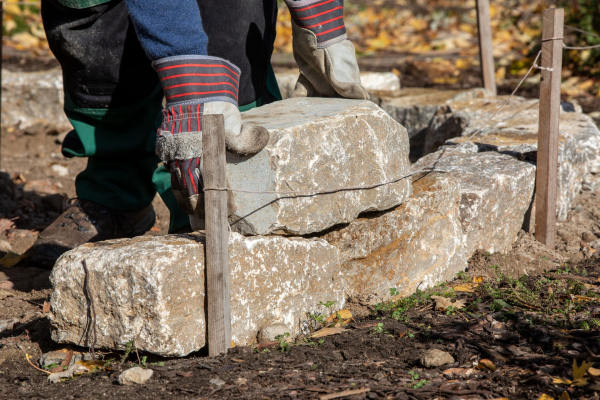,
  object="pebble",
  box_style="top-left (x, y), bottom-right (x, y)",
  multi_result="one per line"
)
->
top-left (210, 378), bottom-right (226, 387)
top-left (118, 367), bottom-right (153, 385)
top-left (51, 165), bottom-right (69, 177)
top-left (419, 349), bottom-right (455, 368)
top-left (258, 324), bottom-right (289, 343)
